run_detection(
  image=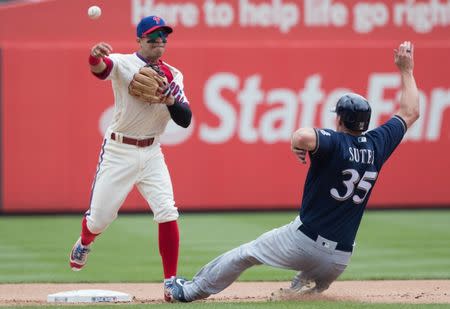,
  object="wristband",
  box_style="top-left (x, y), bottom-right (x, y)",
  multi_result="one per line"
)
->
top-left (89, 54), bottom-right (102, 66)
